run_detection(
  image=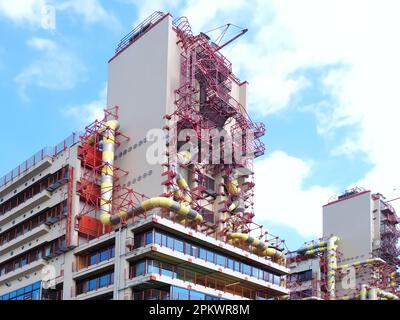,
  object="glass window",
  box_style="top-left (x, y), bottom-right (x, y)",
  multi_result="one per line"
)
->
top-left (234, 261), bottom-right (240, 272)
top-left (167, 236), bottom-right (173, 249)
top-left (135, 261), bottom-right (145, 277)
top-left (175, 239), bottom-right (184, 253)
top-left (171, 286), bottom-right (189, 300)
top-left (99, 249), bottom-right (109, 262)
top-left (184, 243), bottom-right (191, 255)
top-left (154, 232), bottom-right (162, 245)
top-left (191, 245), bottom-right (198, 258)
top-left (99, 274), bottom-right (108, 288)
top-left (24, 285), bottom-right (33, 293)
top-left (206, 250), bottom-right (214, 263)
top-left (199, 248), bottom-right (206, 261)
top-left (161, 234), bottom-right (167, 247)
top-left (90, 253), bottom-right (97, 265)
top-left (227, 258), bottom-right (234, 270)
top-left (150, 260), bottom-right (160, 275)
top-left (242, 264), bottom-right (251, 276)
top-left (161, 263), bottom-right (175, 278)
top-left (189, 290), bottom-right (205, 300)
top-left (252, 267), bottom-right (259, 278)
top-left (145, 231), bottom-right (152, 245)
top-left (88, 279), bottom-right (97, 292)
top-left (111, 247), bottom-right (115, 258)
top-left (33, 282), bottom-right (41, 290)
top-left (216, 254), bottom-right (225, 267)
